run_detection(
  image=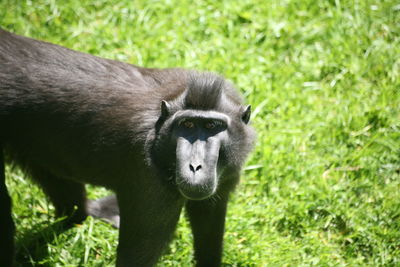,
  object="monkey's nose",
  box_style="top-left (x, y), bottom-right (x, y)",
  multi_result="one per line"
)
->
top-left (189, 164), bottom-right (202, 173)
